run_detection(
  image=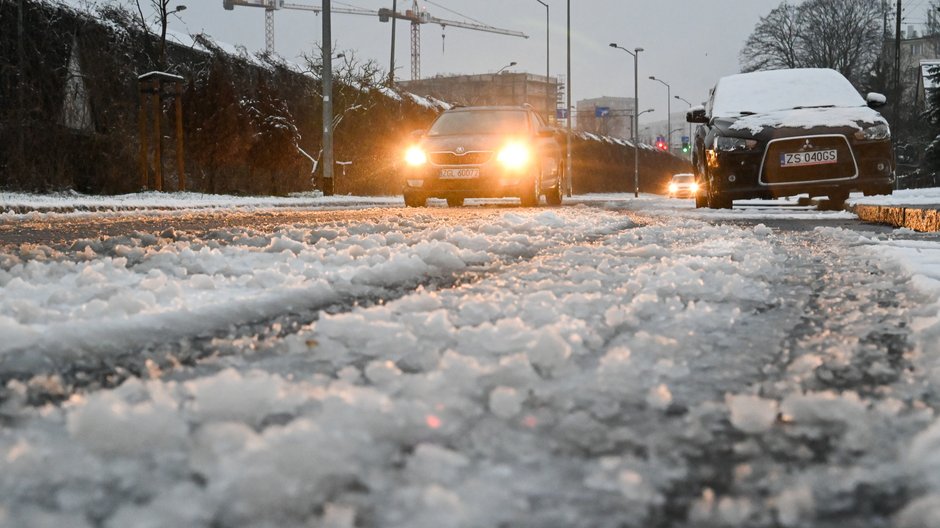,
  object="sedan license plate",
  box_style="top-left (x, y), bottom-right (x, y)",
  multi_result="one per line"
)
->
top-left (440, 168), bottom-right (480, 179)
top-left (780, 149), bottom-right (838, 167)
